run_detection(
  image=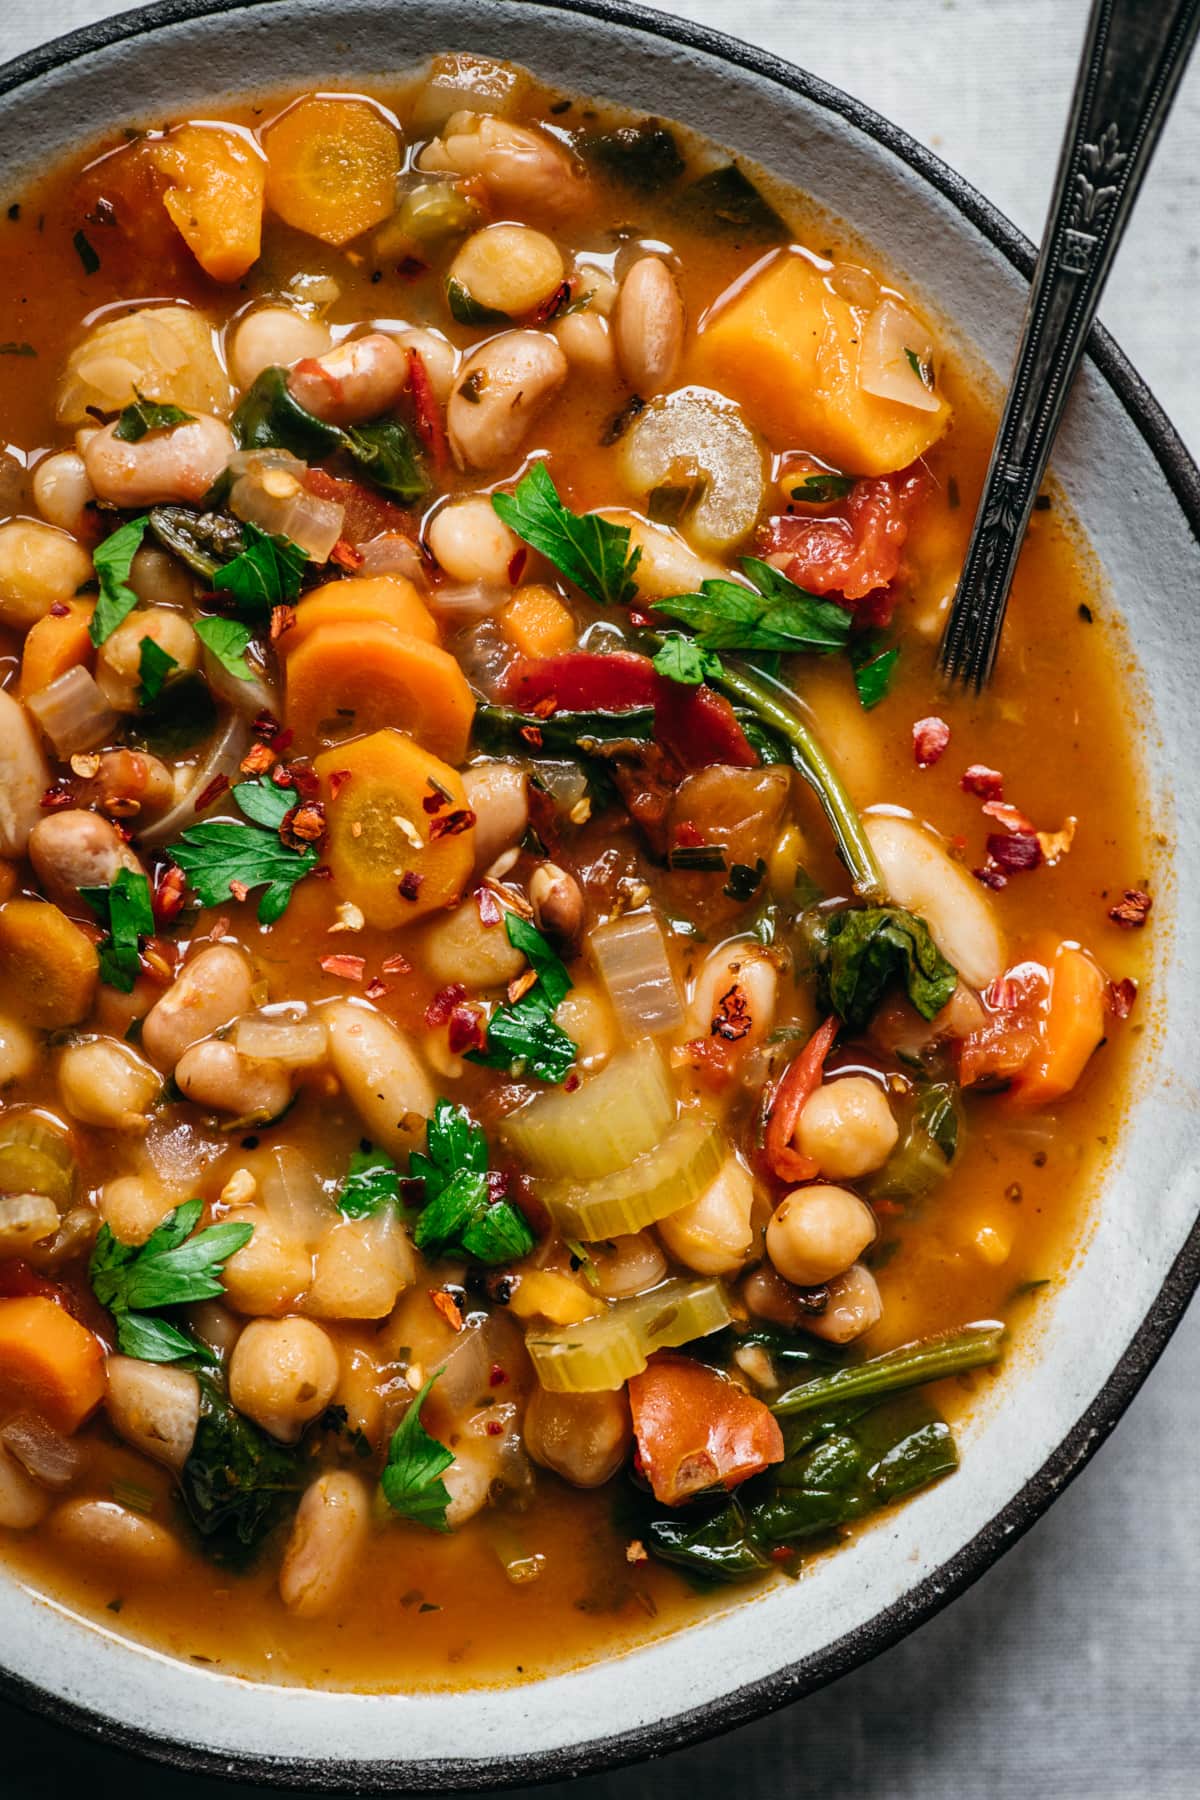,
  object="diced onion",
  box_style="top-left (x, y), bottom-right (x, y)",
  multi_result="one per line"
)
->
top-left (229, 451), bottom-right (344, 562)
top-left (0, 1113), bottom-right (75, 1209)
top-left (542, 1116), bottom-right (725, 1241)
top-left (0, 1193), bottom-right (60, 1256)
top-left (620, 386), bottom-right (767, 552)
top-left (859, 298), bottom-right (942, 413)
top-left (526, 1277), bottom-right (732, 1392)
top-left (254, 1144), bottom-right (337, 1248)
top-left (201, 646), bottom-right (279, 722)
top-left (501, 1040), bottom-right (676, 1180)
top-left (234, 1008), bottom-right (329, 1070)
top-left (356, 533), bottom-right (426, 582)
top-left (411, 51), bottom-right (526, 133)
top-left (588, 910), bottom-right (684, 1039)
top-left (426, 581), bottom-right (510, 621)
top-left (530, 759), bottom-right (588, 815)
top-left (0, 1412), bottom-right (83, 1488)
top-left (25, 667), bottom-right (117, 756)
top-left (138, 711), bottom-right (250, 848)
top-left (57, 304), bottom-right (232, 425)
